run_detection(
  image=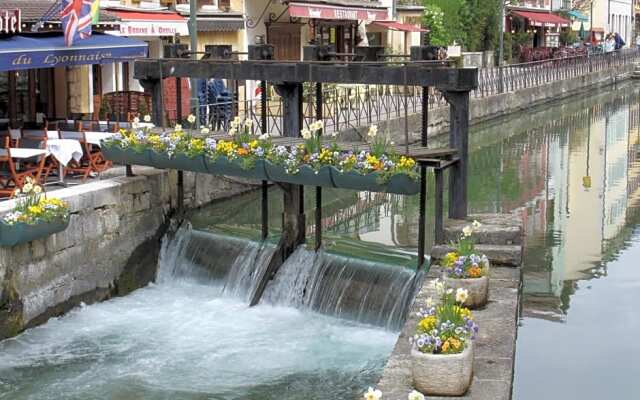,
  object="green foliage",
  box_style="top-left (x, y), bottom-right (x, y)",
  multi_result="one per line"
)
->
top-left (560, 30), bottom-right (579, 46)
